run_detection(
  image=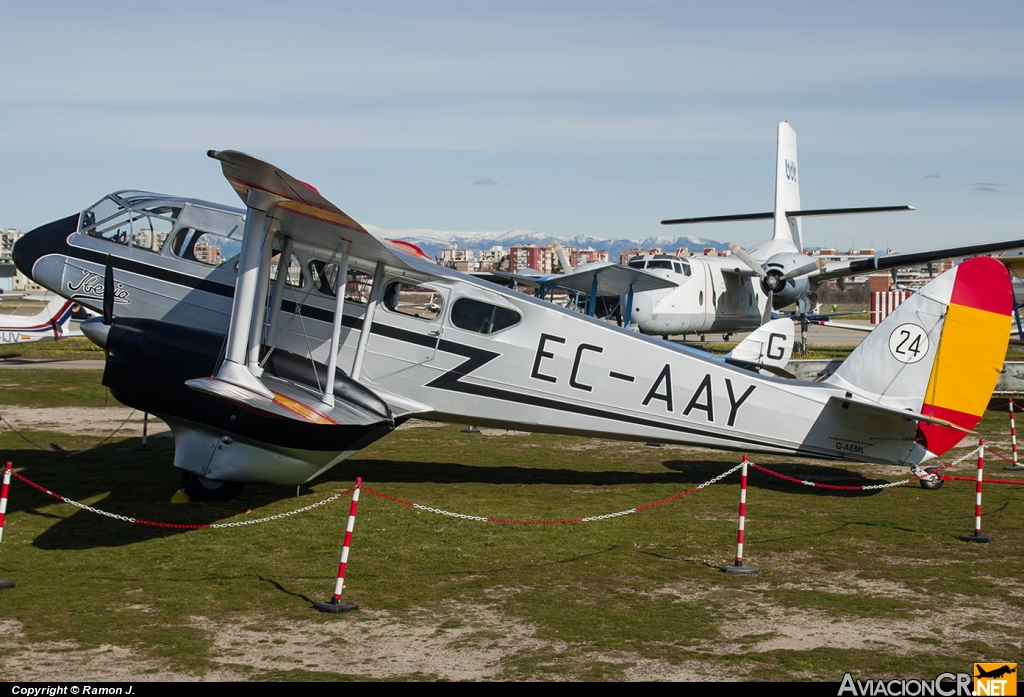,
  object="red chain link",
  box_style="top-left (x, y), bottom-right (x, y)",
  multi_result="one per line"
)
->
top-left (359, 485), bottom-right (414, 507)
top-left (635, 485), bottom-right (700, 511)
top-left (982, 444), bottom-right (1018, 465)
